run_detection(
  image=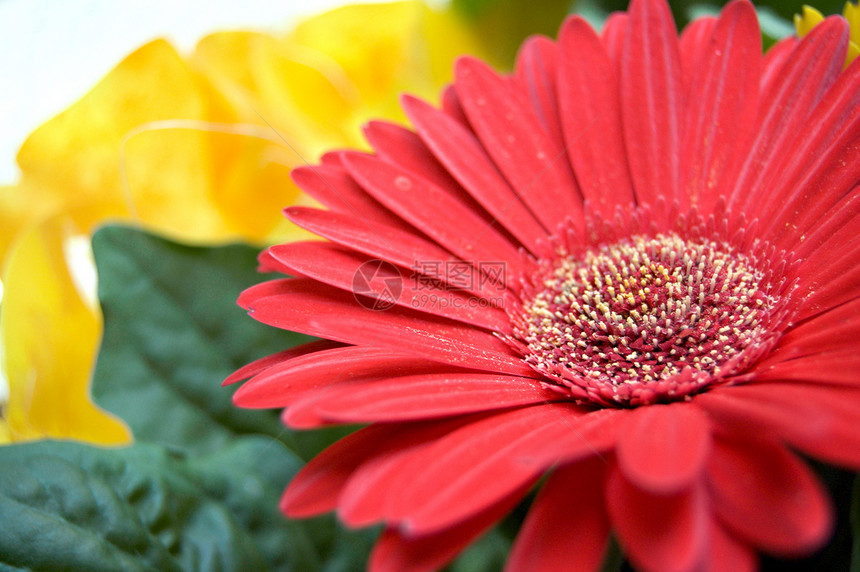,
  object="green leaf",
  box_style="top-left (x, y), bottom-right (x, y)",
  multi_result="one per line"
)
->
top-left (446, 527), bottom-right (511, 572)
top-left (0, 438), bottom-right (318, 571)
top-left (89, 225), bottom-right (373, 567)
top-left (310, 515), bottom-right (380, 572)
top-left (599, 536), bottom-right (625, 572)
top-left (90, 225), bottom-right (347, 460)
top-left (571, 0), bottom-right (614, 31)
